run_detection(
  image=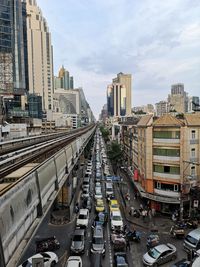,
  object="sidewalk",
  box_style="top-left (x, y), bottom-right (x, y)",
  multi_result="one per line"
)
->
top-left (118, 168), bottom-right (174, 233)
